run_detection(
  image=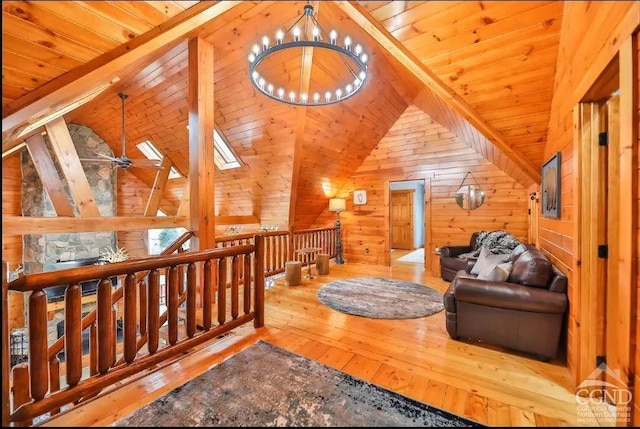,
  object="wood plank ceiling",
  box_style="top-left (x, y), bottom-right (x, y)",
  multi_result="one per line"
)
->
top-left (2, 1), bottom-right (563, 227)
